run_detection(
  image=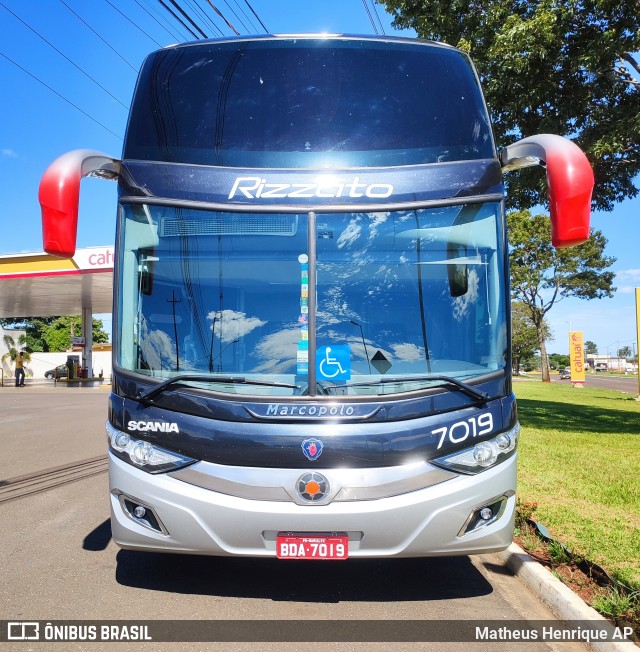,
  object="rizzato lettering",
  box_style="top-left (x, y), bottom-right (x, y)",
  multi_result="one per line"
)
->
top-left (229, 176), bottom-right (393, 200)
top-left (127, 420), bottom-right (179, 433)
